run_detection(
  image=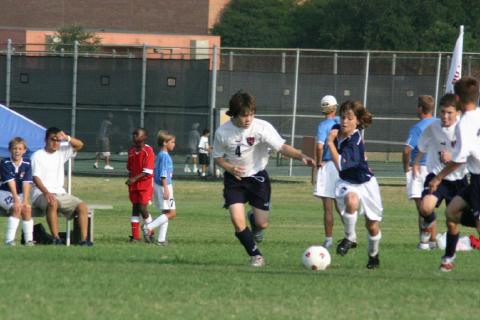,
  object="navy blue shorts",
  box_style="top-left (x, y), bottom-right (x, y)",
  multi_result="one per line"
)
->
top-left (223, 170), bottom-right (271, 211)
top-left (422, 173), bottom-right (468, 208)
top-left (458, 174), bottom-right (480, 212)
top-left (198, 153), bottom-right (209, 165)
top-left (460, 207), bottom-right (480, 228)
